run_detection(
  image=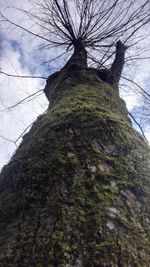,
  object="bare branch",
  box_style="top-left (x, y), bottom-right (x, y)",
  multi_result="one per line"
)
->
top-left (0, 71), bottom-right (47, 79)
top-left (6, 89), bottom-right (44, 111)
top-left (129, 112), bottom-right (148, 143)
top-left (121, 76), bottom-right (150, 99)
